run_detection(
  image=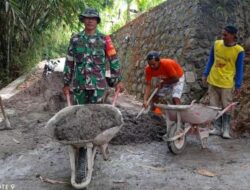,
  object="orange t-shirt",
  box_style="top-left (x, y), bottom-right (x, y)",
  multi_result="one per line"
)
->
top-left (145, 59), bottom-right (183, 82)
